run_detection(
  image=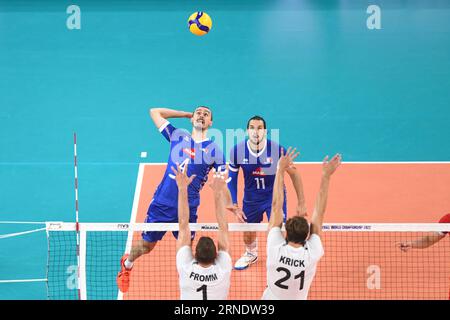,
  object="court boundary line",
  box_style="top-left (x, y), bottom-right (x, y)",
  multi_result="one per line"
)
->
top-left (0, 278), bottom-right (47, 284)
top-left (117, 163), bottom-right (146, 300)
